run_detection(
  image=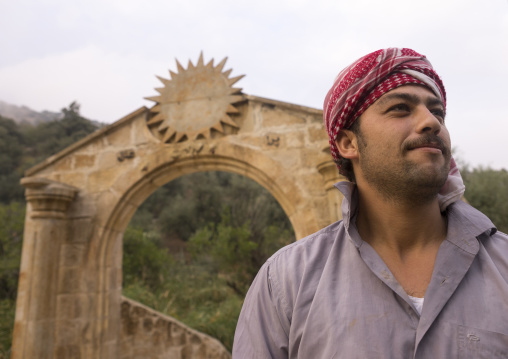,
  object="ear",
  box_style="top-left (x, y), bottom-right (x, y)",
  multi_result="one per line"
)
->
top-left (335, 129), bottom-right (359, 160)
